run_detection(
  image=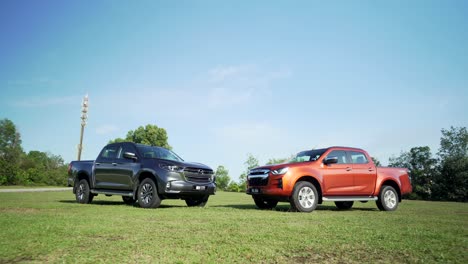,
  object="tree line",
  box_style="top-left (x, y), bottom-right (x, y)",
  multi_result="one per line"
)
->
top-left (216, 126), bottom-right (467, 202)
top-left (1, 117), bottom-right (466, 202)
top-left (0, 119), bottom-right (68, 186)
